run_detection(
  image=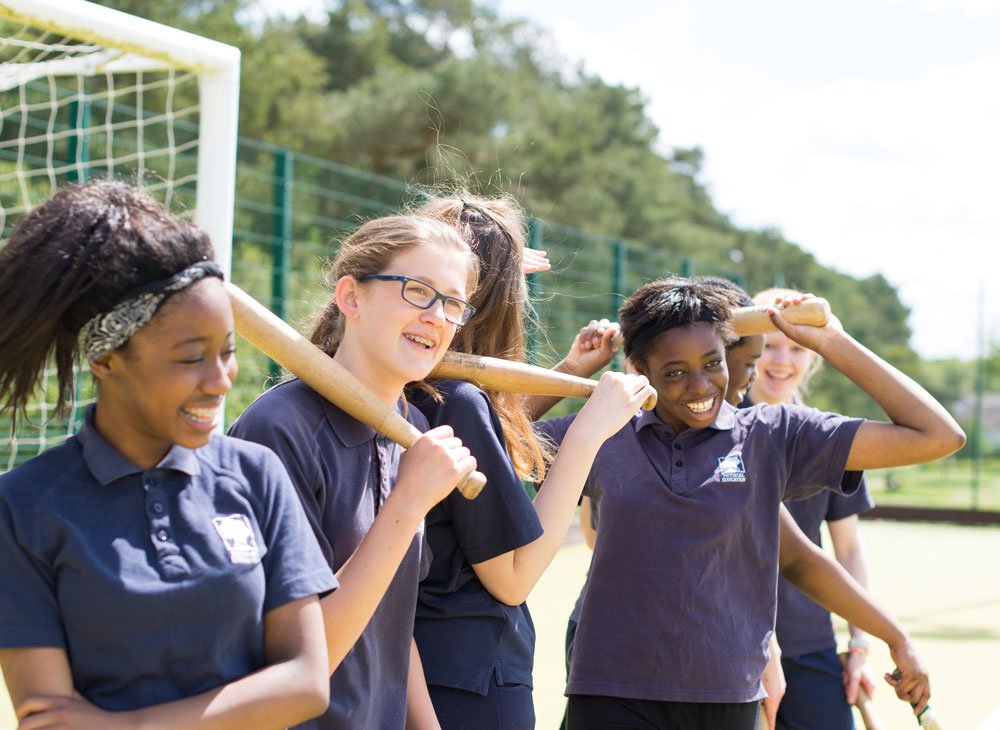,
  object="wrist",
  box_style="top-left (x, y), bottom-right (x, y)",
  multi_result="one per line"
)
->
top-left (381, 488), bottom-right (431, 526)
top-left (847, 634), bottom-right (871, 658)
